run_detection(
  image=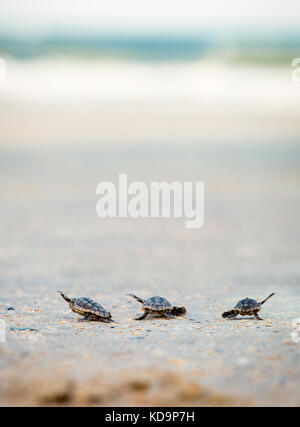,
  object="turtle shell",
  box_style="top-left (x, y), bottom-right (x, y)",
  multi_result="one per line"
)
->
top-left (72, 297), bottom-right (110, 318)
top-left (235, 298), bottom-right (259, 313)
top-left (143, 296), bottom-right (173, 312)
